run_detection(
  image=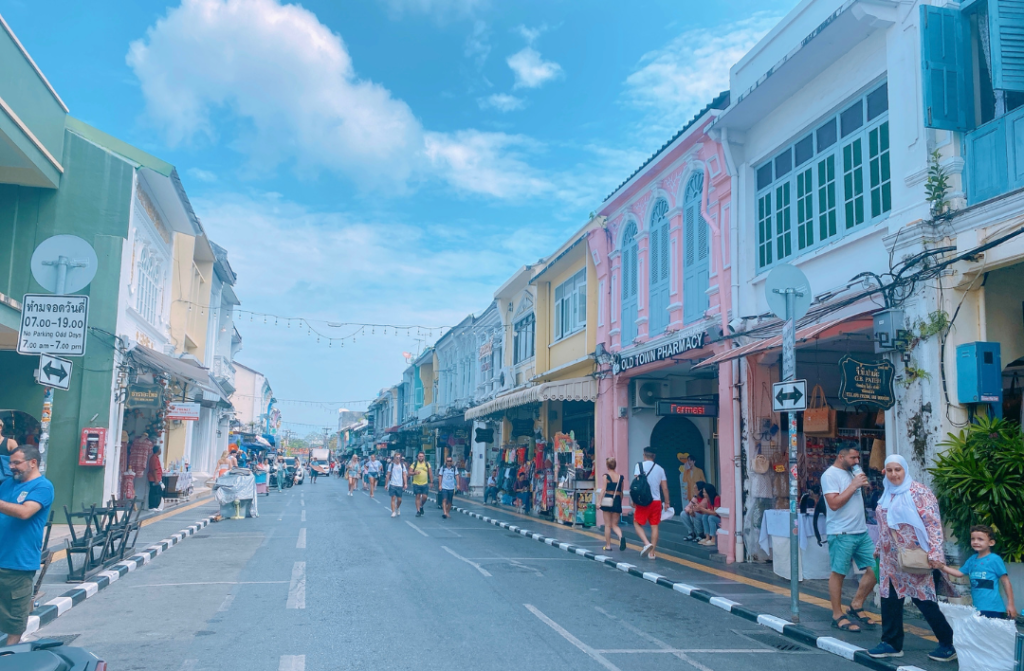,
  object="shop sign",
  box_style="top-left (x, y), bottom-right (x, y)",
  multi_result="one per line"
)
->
top-left (838, 355), bottom-right (895, 410)
top-left (656, 401), bottom-right (718, 417)
top-left (126, 384), bottom-right (163, 408)
top-left (614, 330), bottom-right (706, 374)
top-left (479, 340), bottom-right (492, 358)
top-left (166, 402), bottom-right (201, 421)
